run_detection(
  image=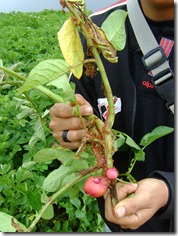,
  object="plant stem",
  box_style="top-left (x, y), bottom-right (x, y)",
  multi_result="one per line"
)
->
top-left (64, 0), bottom-right (115, 168)
top-left (65, 1), bottom-right (115, 128)
top-left (80, 22), bottom-right (114, 168)
top-left (0, 81), bottom-right (22, 86)
top-left (26, 173), bottom-right (86, 232)
top-left (118, 172), bottom-right (137, 183)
